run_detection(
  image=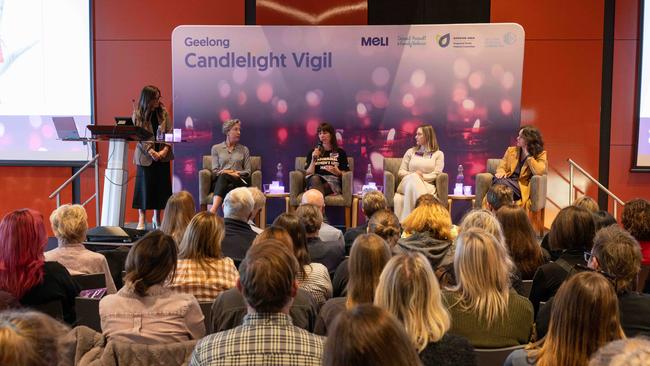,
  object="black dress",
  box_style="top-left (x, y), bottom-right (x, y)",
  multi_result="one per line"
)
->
top-left (132, 115), bottom-right (172, 210)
